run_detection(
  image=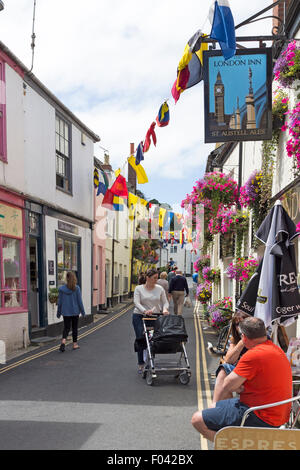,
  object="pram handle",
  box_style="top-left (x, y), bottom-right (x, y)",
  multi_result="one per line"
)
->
top-left (143, 312), bottom-right (164, 319)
